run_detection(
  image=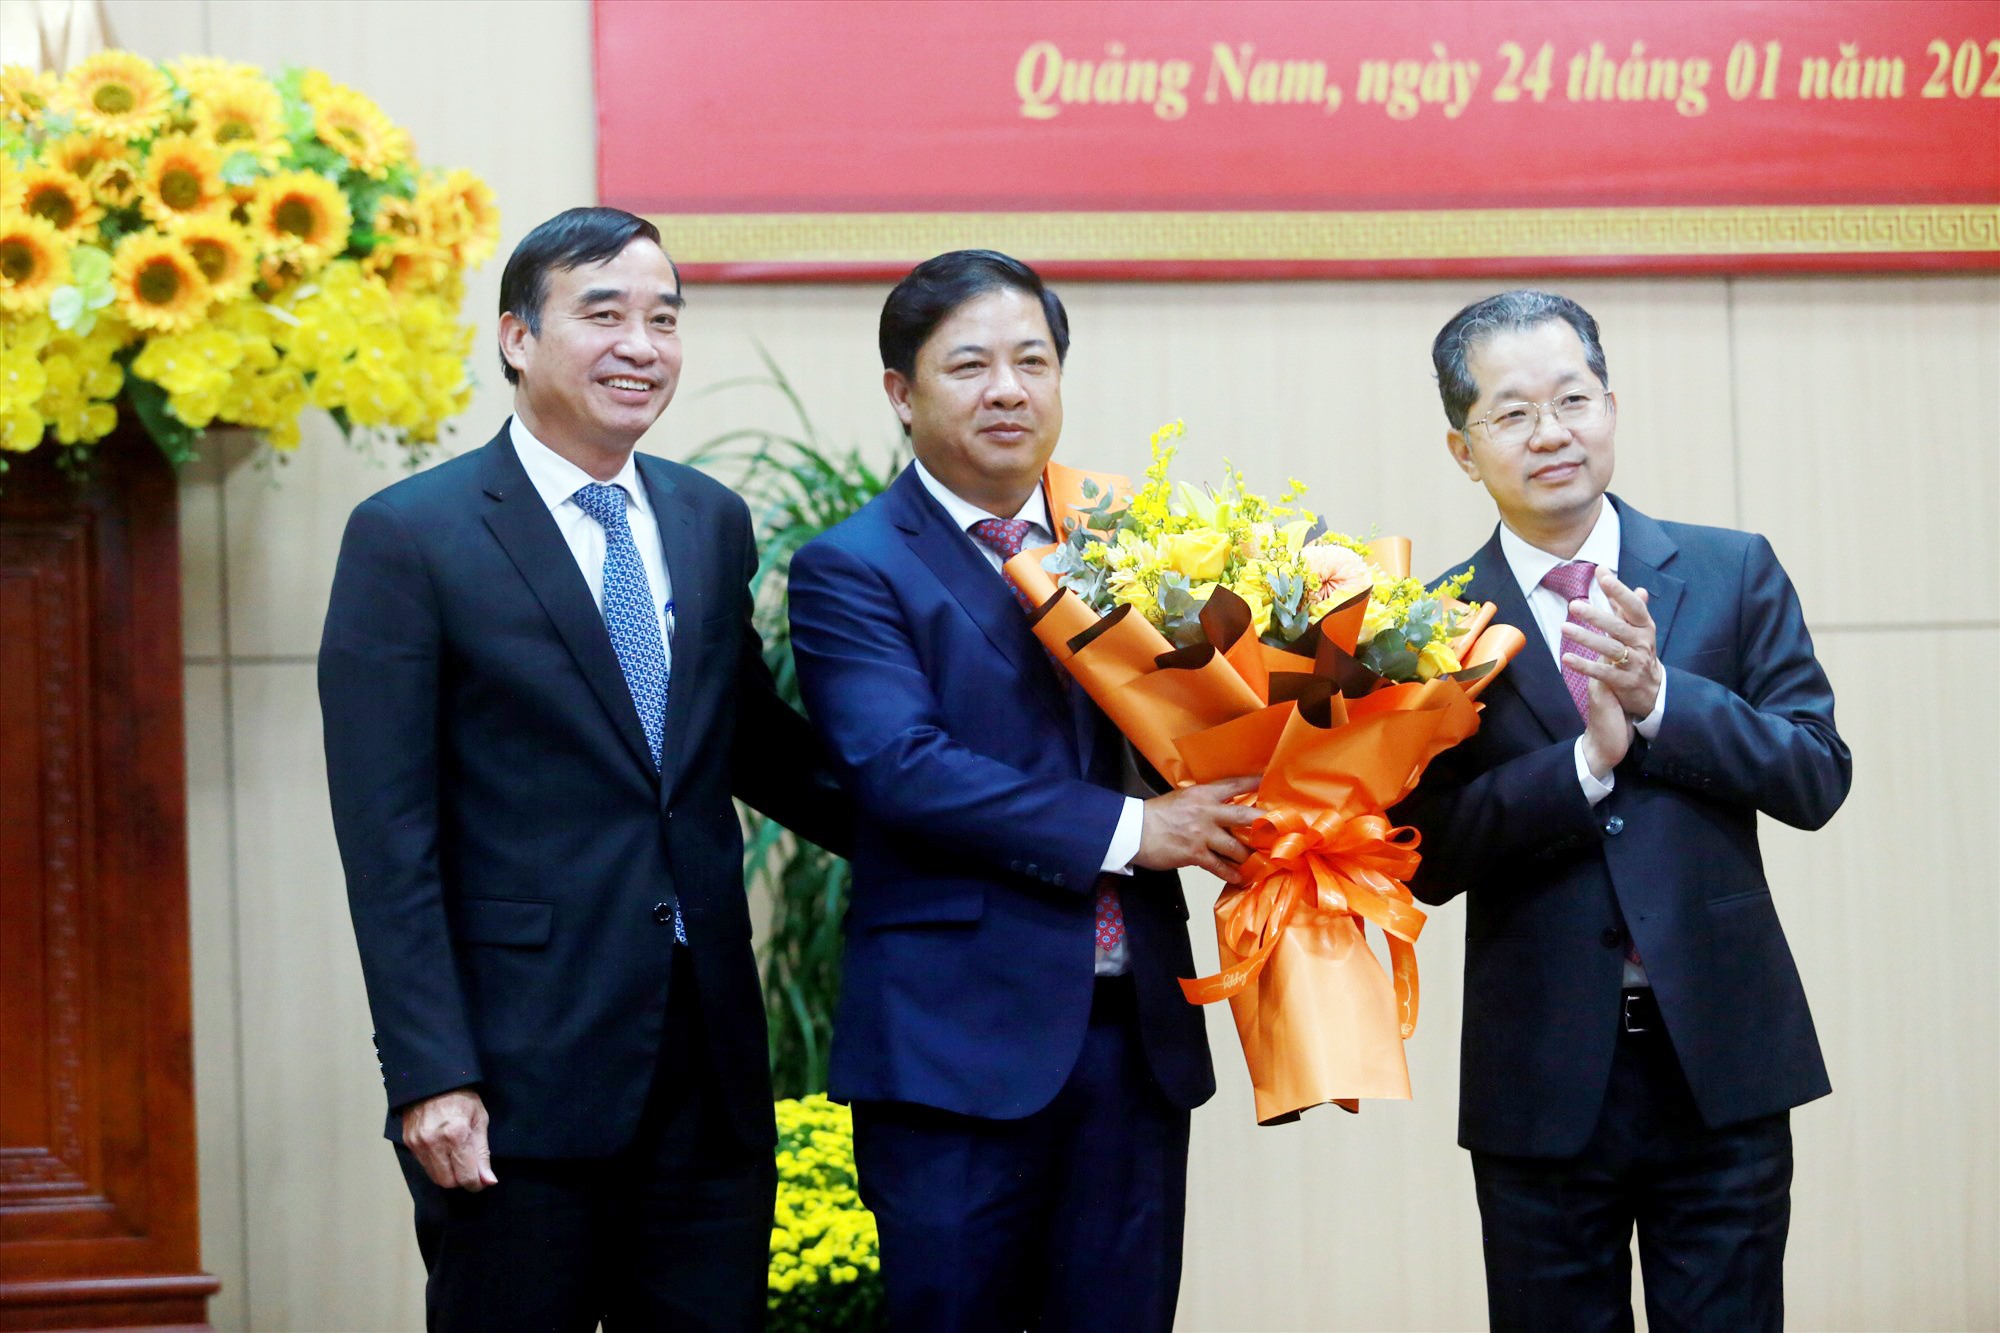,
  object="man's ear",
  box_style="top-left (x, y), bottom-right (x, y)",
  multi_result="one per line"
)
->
top-left (883, 369), bottom-right (915, 430)
top-left (1446, 429), bottom-right (1480, 483)
top-left (499, 311), bottom-right (533, 381)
